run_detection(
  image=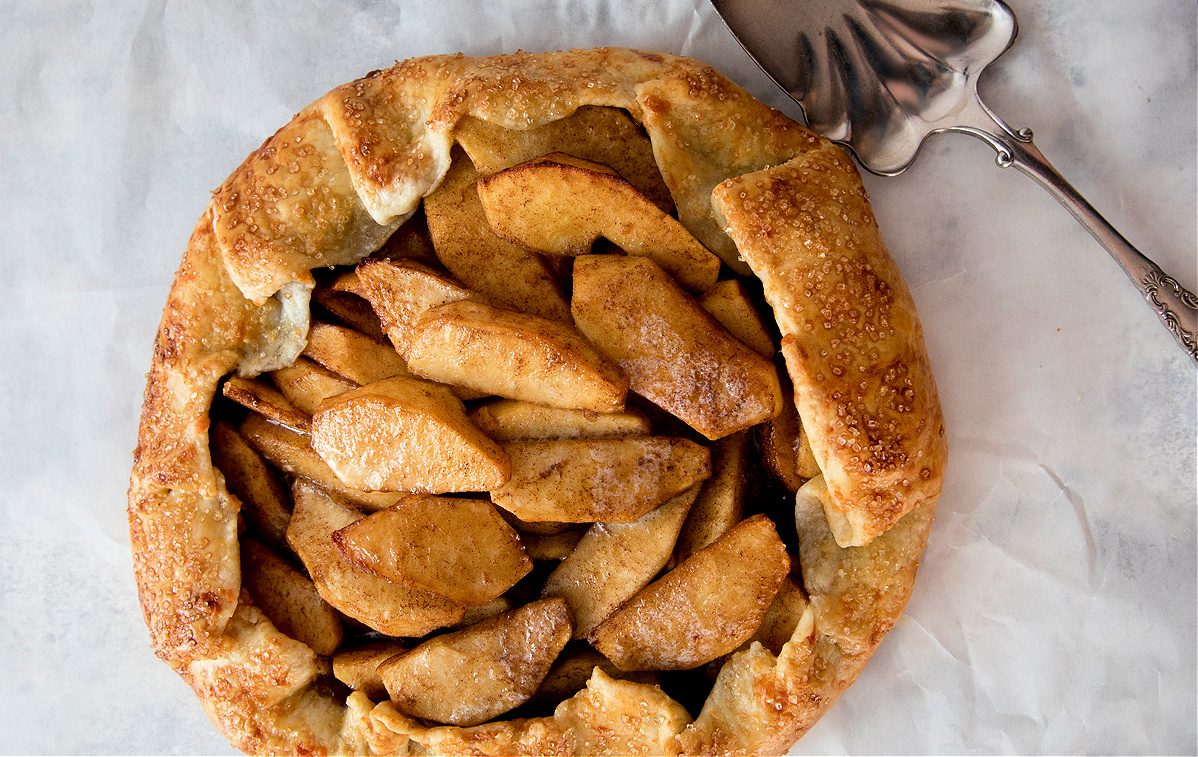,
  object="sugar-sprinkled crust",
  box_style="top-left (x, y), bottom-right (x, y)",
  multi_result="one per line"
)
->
top-left (713, 145), bottom-right (947, 548)
top-left (128, 48), bottom-right (945, 755)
